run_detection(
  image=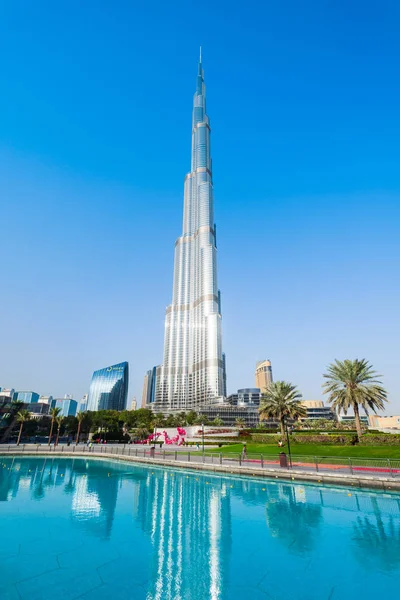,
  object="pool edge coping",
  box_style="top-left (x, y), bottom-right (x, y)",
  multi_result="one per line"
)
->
top-left (1, 449), bottom-right (400, 492)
